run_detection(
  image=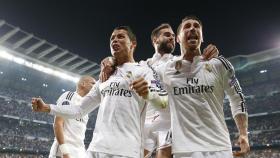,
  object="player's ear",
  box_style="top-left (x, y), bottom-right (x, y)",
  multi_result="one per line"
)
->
top-left (131, 41), bottom-right (137, 49)
top-left (130, 40), bottom-right (137, 53)
top-left (153, 37), bottom-right (157, 45)
top-left (176, 35), bottom-right (180, 44)
top-left (200, 28), bottom-right (204, 43)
